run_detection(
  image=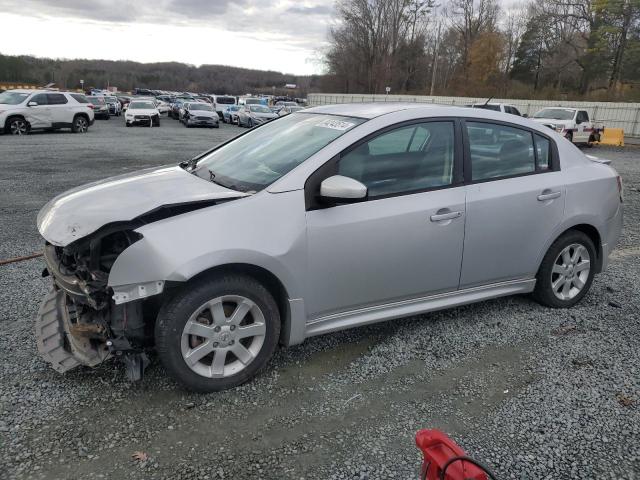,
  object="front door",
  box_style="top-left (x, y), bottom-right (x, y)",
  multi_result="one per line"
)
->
top-left (304, 120), bottom-right (466, 319)
top-left (460, 120), bottom-right (565, 288)
top-left (25, 93), bottom-right (52, 129)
